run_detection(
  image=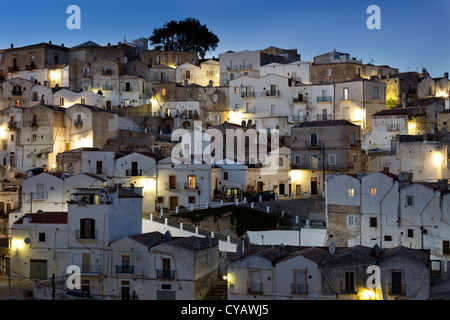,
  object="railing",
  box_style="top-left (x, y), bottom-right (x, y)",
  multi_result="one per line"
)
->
top-left (32, 192), bottom-right (48, 200)
top-left (305, 140), bottom-right (322, 148)
top-left (184, 182), bottom-right (198, 190)
top-left (293, 97), bottom-right (307, 103)
top-left (126, 169), bottom-right (143, 176)
top-left (248, 282), bottom-right (263, 294)
top-left (388, 283), bottom-right (406, 295)
top-left (75, 230), bottom-right (98, 240)
top-left (81, 264), bottom-right (102, 274)
top-left (241, 91), bottom-right (255, 98)
top-left (291, 283), bottom-right (308, 295)
top-left (102, 85), bottom-right (113, 91)
top-left (157, 269), bottom-right (175, 279)
top-left (265, 90), bottom-right (280, 97)
top-left (116, 265), bottom-right (134, 274)
top-left (292, 116), bottom-right (309, 122)
top-left (11, 90), bottom-right (22, 96)
top-left (317, 96), bottom-right (332, 102)
top-left (74, 120), bottom-right (83, 127)
top-left (165, 182), bottom-right (180, 191)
